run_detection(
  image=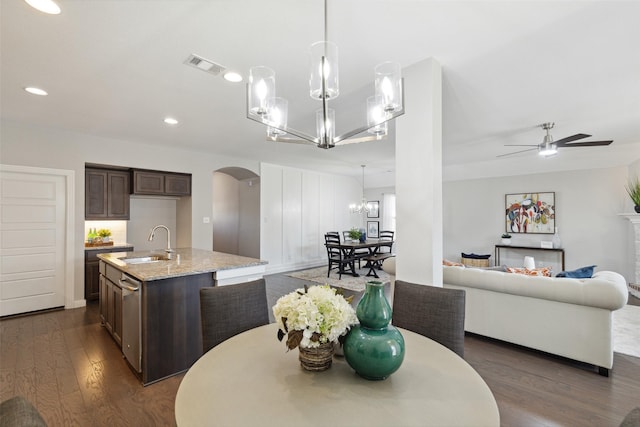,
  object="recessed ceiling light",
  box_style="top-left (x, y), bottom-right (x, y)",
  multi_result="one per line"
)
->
top-left (223, 72), bottom-right (243, 83)
top-left (24, 87), bottom-right (48, 96)
top-left (24, 0), bottom-right (61, 15)
top-left (164, 117), bottom-right (179, 125)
